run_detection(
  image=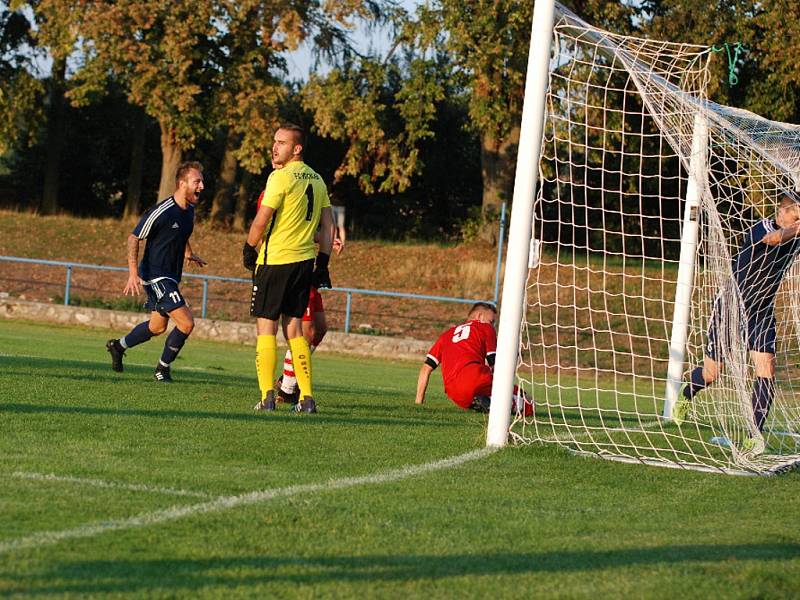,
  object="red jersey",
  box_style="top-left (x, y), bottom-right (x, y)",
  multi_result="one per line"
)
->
top-left (426, 320), bottom-right (497, 393)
